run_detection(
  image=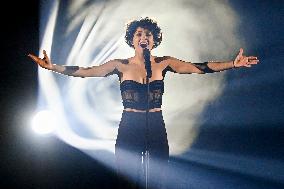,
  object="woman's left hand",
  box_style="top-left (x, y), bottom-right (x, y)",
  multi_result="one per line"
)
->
top-left (233, 48), bottom-right (259, 68)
